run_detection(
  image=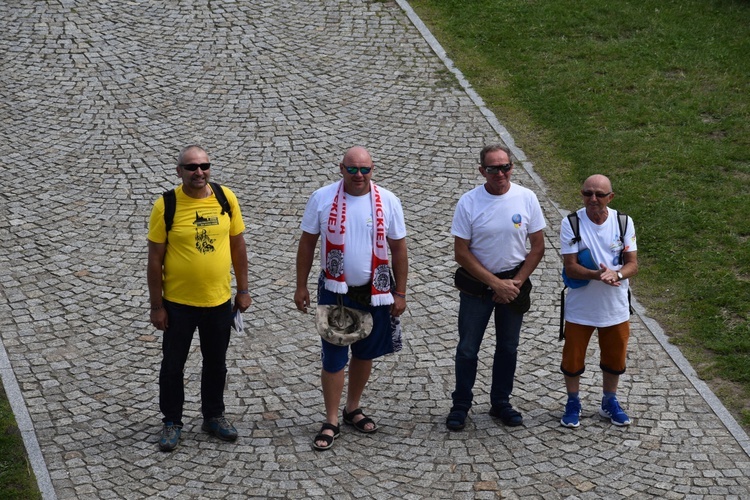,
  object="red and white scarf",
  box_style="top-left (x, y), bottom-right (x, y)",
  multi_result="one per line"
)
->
top-left (324, 180), bottom-right (394, 306)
